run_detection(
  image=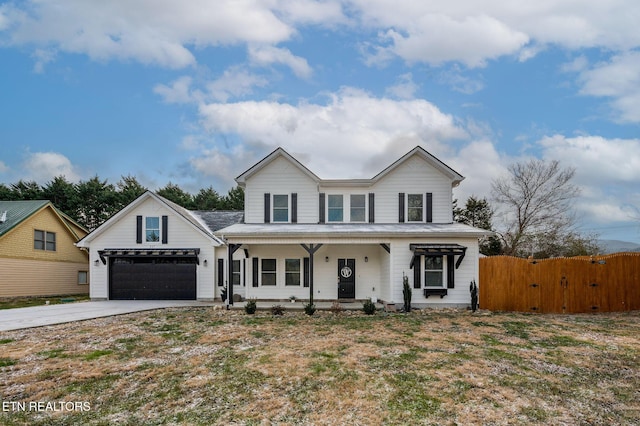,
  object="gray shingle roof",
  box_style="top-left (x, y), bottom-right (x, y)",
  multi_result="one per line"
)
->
top-left (191, 211), bottom-right (244, 232)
